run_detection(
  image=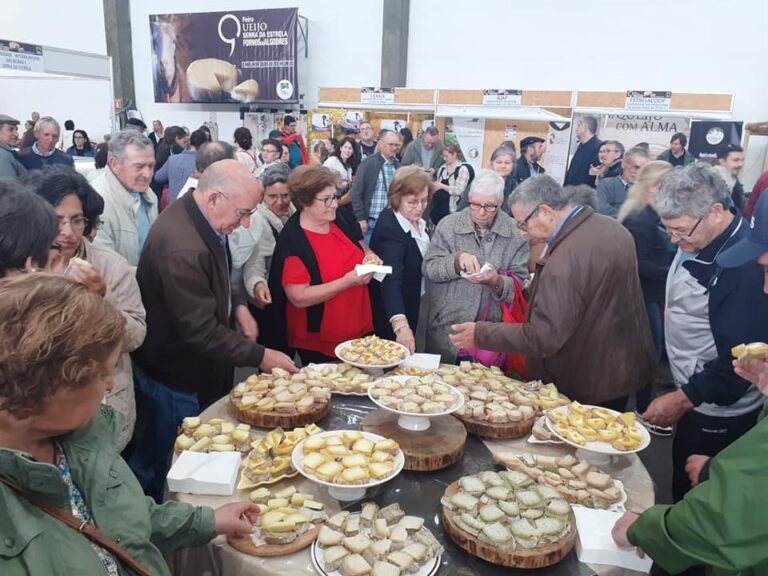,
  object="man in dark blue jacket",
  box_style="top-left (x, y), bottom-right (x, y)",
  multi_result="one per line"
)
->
top-left (564, 115), bottom-right (601, 187)
top-left (643, 163), bottom-right (768, 501)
